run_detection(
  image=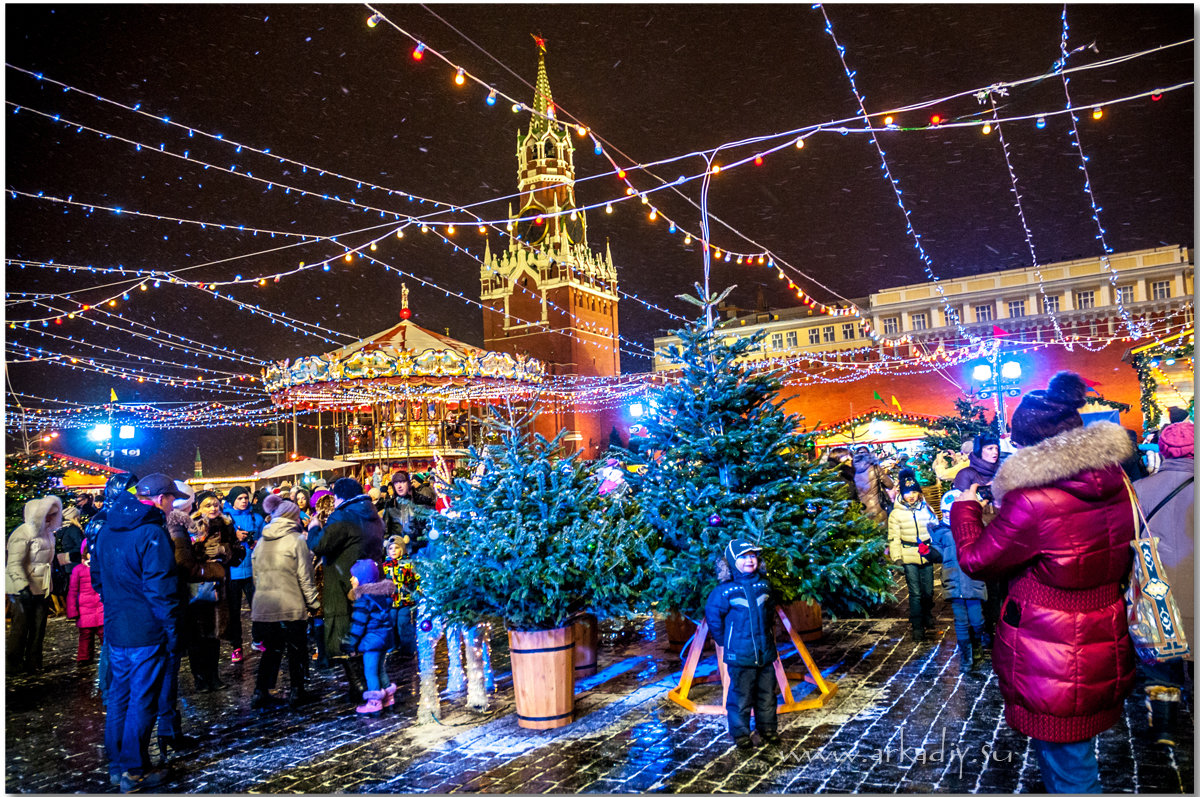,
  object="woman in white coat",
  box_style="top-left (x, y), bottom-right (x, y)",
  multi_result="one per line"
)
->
top-left (7, 495), bottom-right (64, 672)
